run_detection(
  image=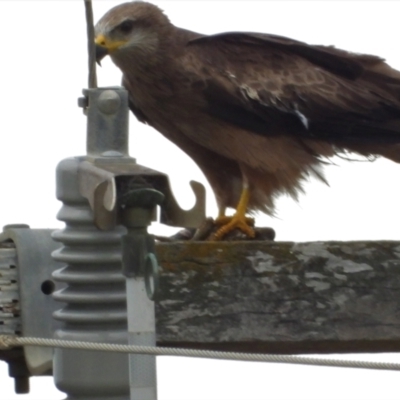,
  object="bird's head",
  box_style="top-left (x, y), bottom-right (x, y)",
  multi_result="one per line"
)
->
top-left (94, 1), bottom-right (171, 65)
